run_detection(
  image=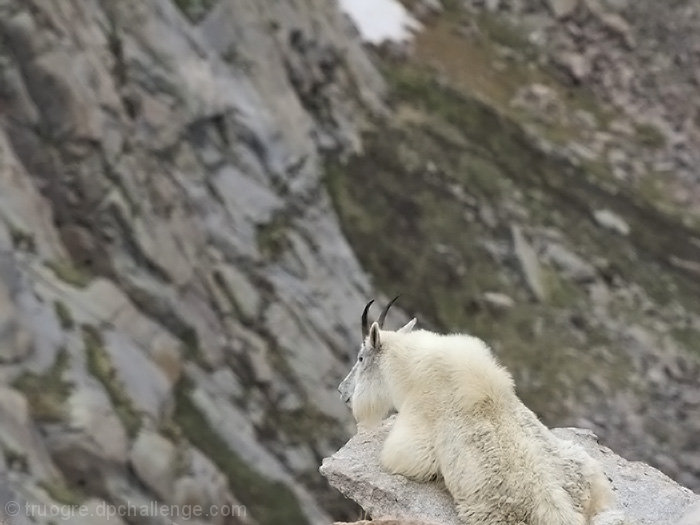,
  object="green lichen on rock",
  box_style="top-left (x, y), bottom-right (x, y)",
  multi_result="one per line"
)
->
top-left (13, 348), bottom-right (72, 422)
top-left (83, 325), bottom-right (141, 438)
top-left (46, 259), bottom-right (92, 288)
top-left (173, 382), bottom-right (308, 525)
top-left (172, 0), bottom-right (217, 22)
top-left (671, 326), bottom-right (700, 356)
top-left (634, 122), bottom-right (667, 149)
top-left (54, 300), bottom-right (74, 330)
top-left (39, 478), bottom-right (85, 507)
top-left (256, 212), bottom-right (292, 261)
top-left (175, 325), bottom-right (208, 367)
